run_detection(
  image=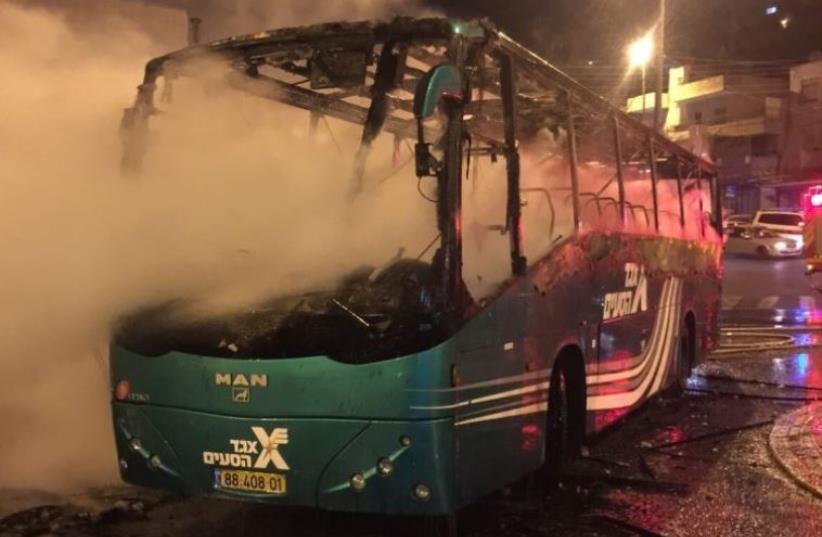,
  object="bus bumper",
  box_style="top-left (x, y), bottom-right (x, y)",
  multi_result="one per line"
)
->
top-left (112, 403), bottom-right (455, 515)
